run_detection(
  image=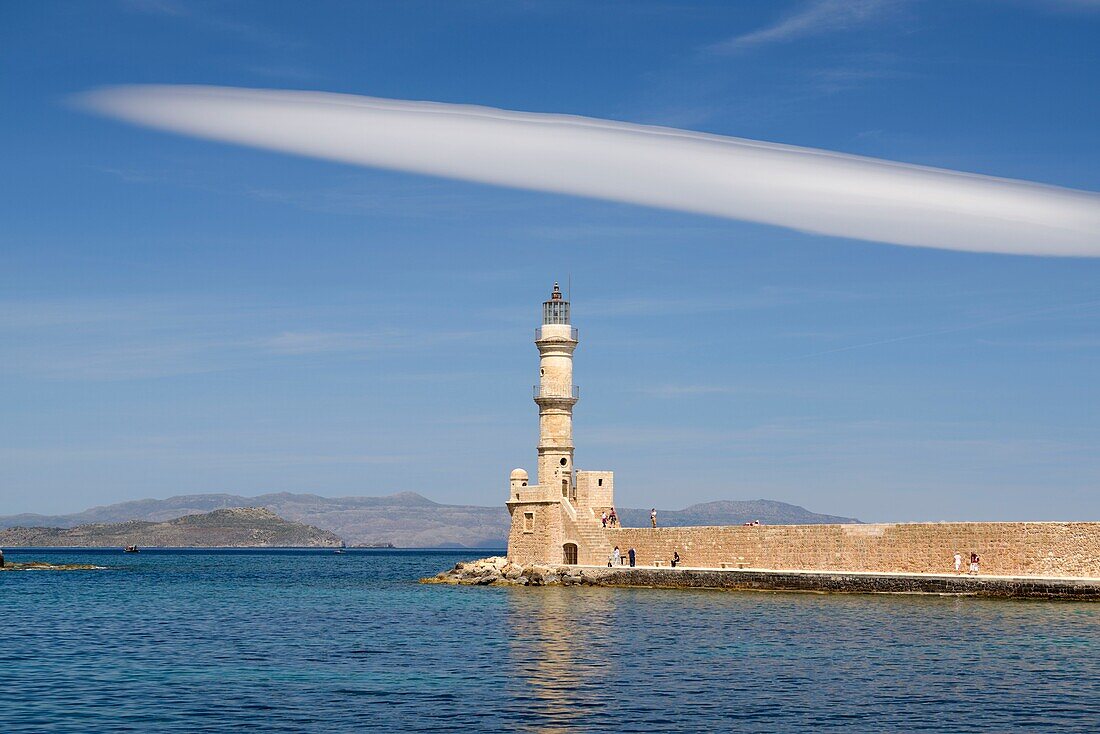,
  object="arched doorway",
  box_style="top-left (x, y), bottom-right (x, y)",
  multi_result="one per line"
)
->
top-left (563, 543), bottom-right (578, 565)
